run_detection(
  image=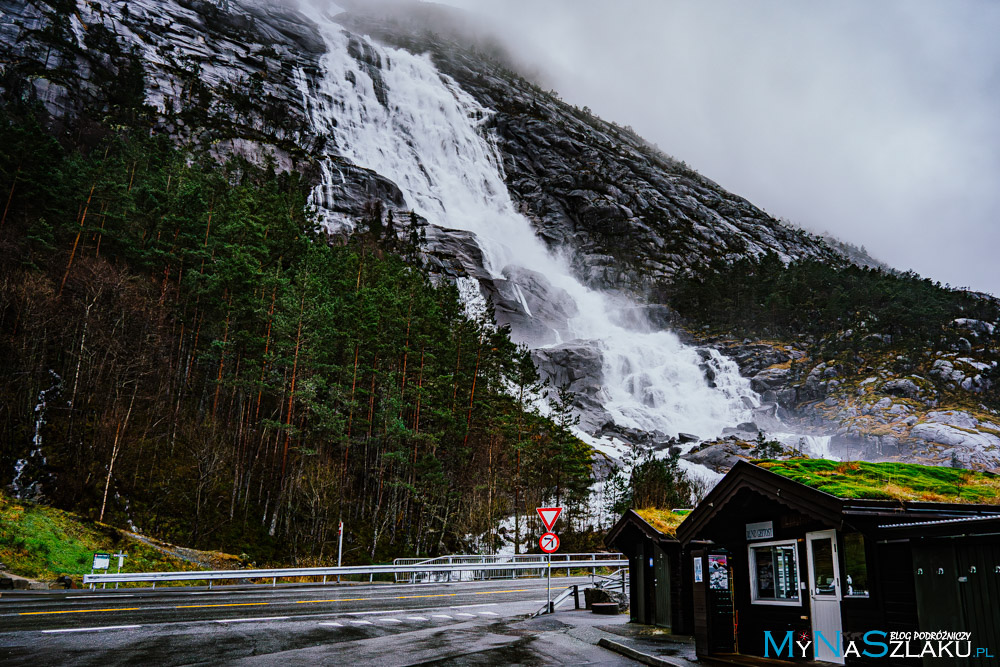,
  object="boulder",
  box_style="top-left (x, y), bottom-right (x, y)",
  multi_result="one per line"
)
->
top-left (881, 378), bottom-right (922, 400)
top-left (951, 319), bottom-right (996, 337)
top-left (584, 586), bottom-right (629, 613)
top-left (684, 441), bottom-right (748, 472)
top-left (0, 573), bottom-right (48, 590)
top-left (751, 366), bottom-right (791, 393)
